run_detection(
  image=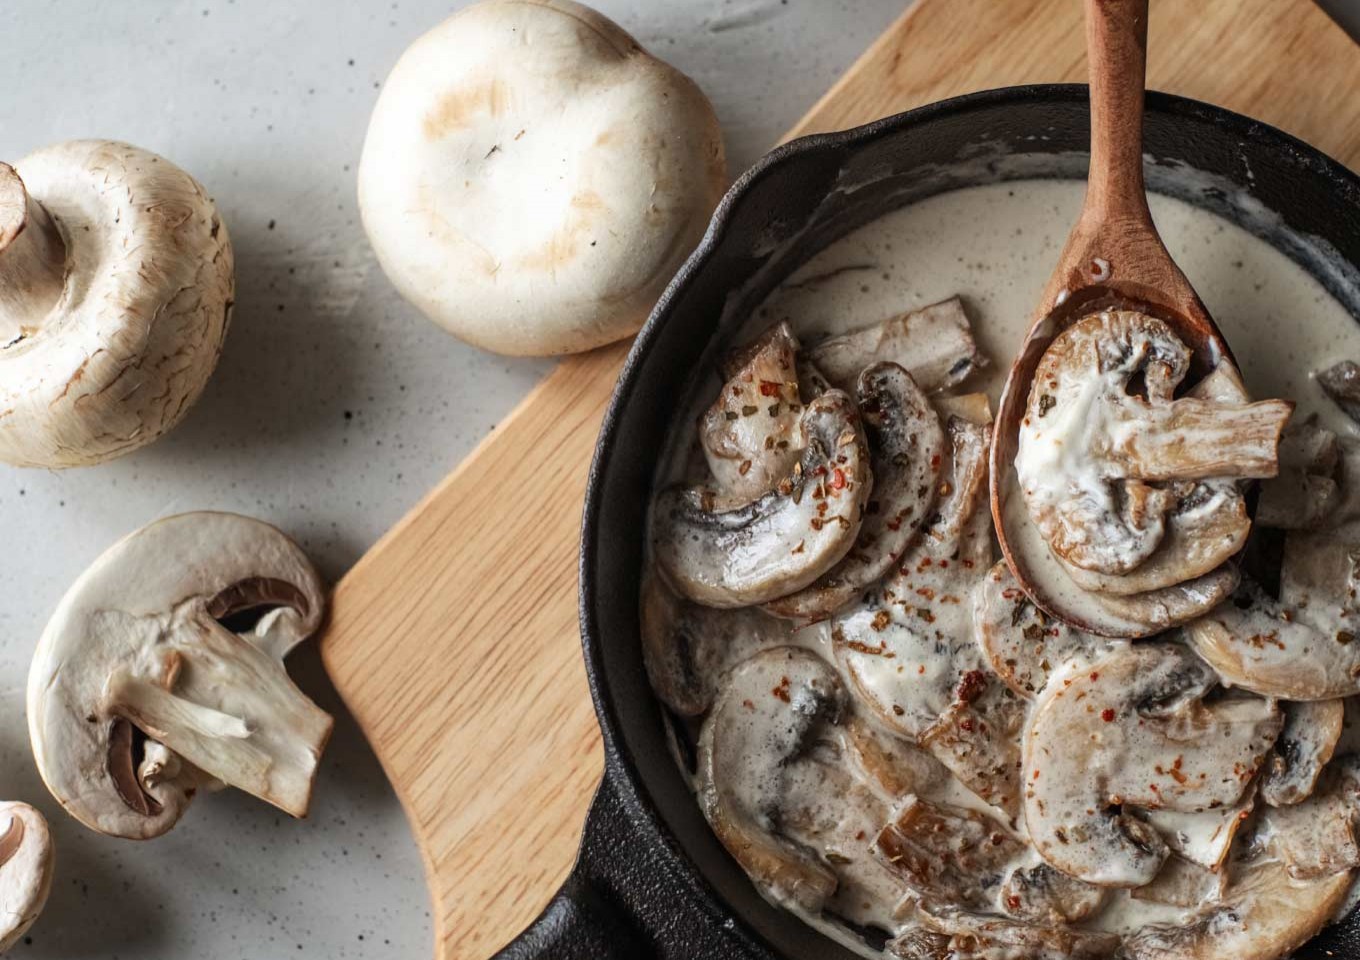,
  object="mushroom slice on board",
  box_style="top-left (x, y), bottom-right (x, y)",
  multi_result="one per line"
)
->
top-left (808, 296), bottom-right (985, 394)
top-left (833, 417), bottom-right (992, 738)
top-left (766, 362), bottom-right (945, 622)
top-left (998, 861), bottom-right (1106, 924)
top-left (700, 322), bottom-right (804, 503)
top-left (914, 908), bottom-right (1122, 960)
top-left (1143, 785), bottom-right (1256, 871)
top-left (1055, 364), bottom-right (1253, 595)
top-left (639, 571), bottom-right (790, 716)
top-left (1257, 421), bottom-right (1342, 530)
top-left (973, 560), bottom-right (1114, 699)
top-left (27, 512), bottom-right (331, 840)
top-left (1265, 755), bottom-right (1360, 879)
top-left (0, 803), bottom-right (53, 950)
top-left (697, 647), bottom-right (844, 912)
top-left (0, 143), bottom-right (235, 468)
top-left (1016, 310), bottom-right (1291, 576)
top-left (873, 795), bottom-right (1024, 910)
top-left (1123, 846), bottom-right (1354, 960)
top-left (1186, 530), bottom-right (1360, 699)
top-left (1319, 359), bottom-right (1360, 424)
top-left (654, 390), bottom-right (871, 608)
top-left (1260, 699), bottom-right (1345, 806)
top-left (1022, 643), bottom-right (1280, 887)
